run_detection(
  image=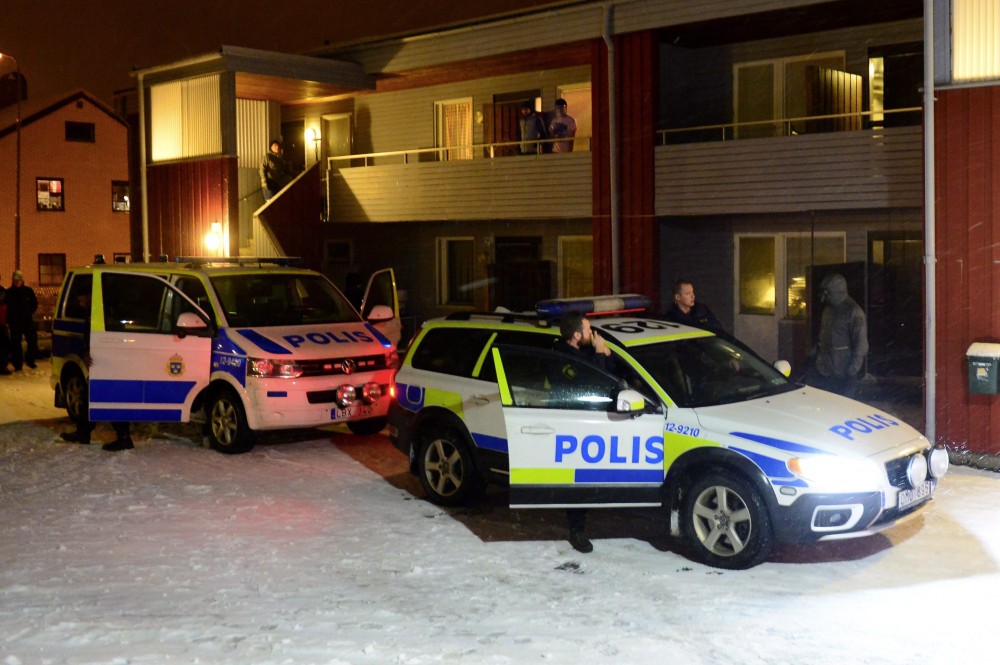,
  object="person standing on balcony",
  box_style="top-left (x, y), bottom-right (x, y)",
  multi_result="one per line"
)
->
top-left (7, 270), bottom-right (38, 372)
top-left (548, 98), bottom-right (577, 153)
top-left (260, 139), bottom-right (294, 201)
top-left (519, 101), bottom-right (546, 155)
